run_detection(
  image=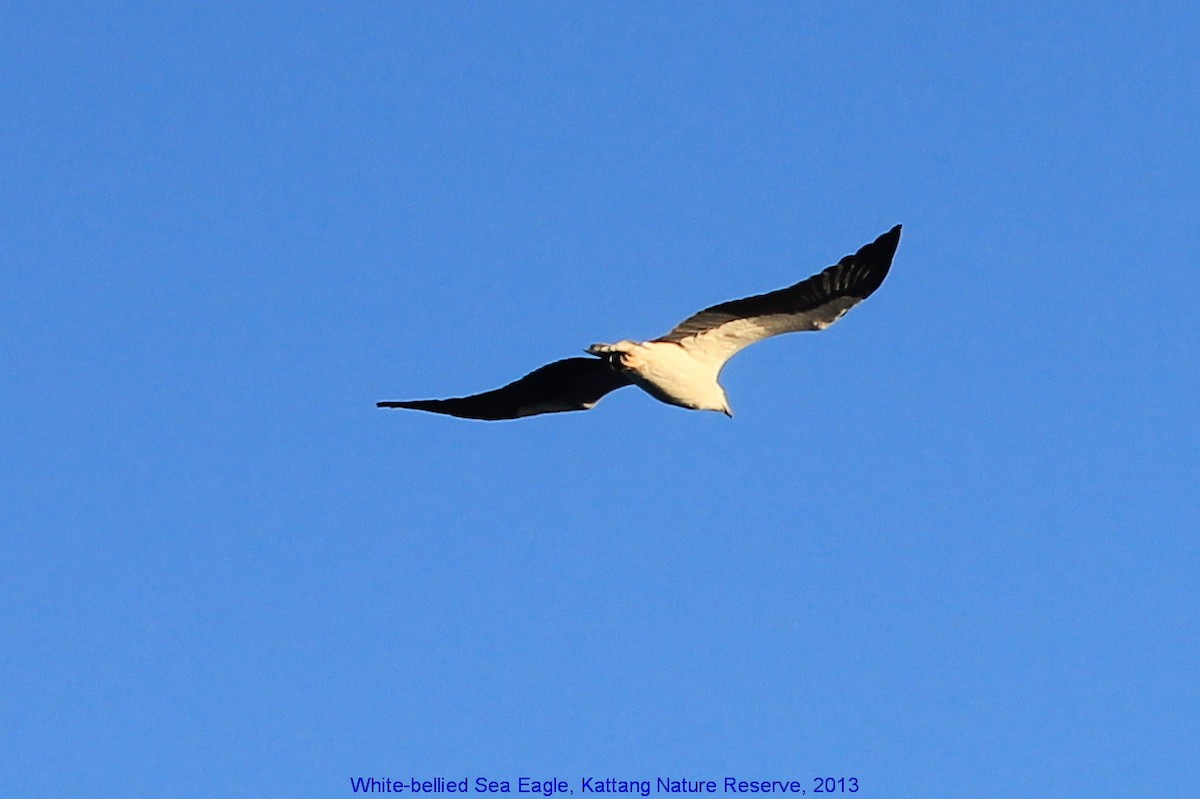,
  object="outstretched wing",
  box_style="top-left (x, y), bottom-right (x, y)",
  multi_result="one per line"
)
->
top-left (656, 225), bottom-right (901, 365)
top-left (377, 357), bottom-right (632, 420)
